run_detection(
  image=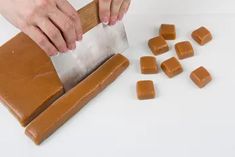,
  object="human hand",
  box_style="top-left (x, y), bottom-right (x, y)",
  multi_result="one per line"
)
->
top-left (0, 0), bottom-right (83, 56)
top-left (98, 0), bottom-right (131, 25)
